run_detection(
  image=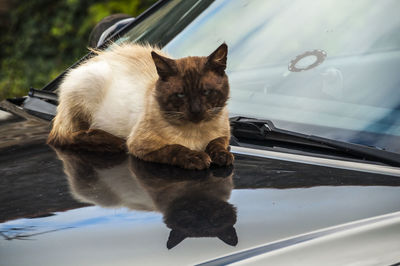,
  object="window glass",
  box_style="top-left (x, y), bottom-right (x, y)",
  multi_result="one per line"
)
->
top-left (123, 0), bottom-right (400, 152)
